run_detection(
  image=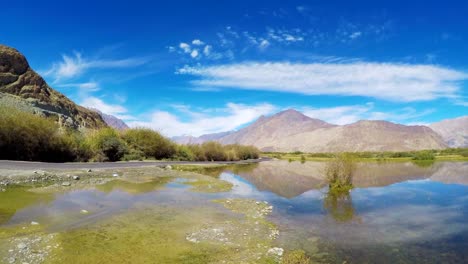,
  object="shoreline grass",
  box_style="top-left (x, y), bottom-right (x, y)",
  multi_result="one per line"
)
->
top-left (264, 149), bottom-right (468, 162)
